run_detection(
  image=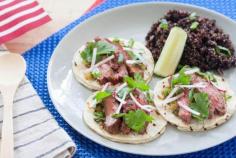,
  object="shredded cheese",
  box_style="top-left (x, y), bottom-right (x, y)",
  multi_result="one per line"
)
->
top-left (210, 81), bottom-right (226, 92)
top-left (166, 87), bottom-right (179, 99)
top-left (158, 93), bottom-right (184, 106)
top-left (86, 55), bottom-right (115, 72)
top-left (115, 83), bottom-right (127, 94)
top-left (130, 93), bottom-right (156, 112)
top-left (124, 47), bottom-right (144, 62)
top-left (90, 48), bottom-right (97, 69)
top-left (173, 68), bottom-right (199, 78)
top-left (101, 83), bottom-right (109, 91)
top-left (115, 92), bottom-right (128, 114)
top-left (126, 60), bottom-right (142, 65)
top-left (178, 101), bottom-right (200, 116)
top-left (175, 82), bottom-right (207, 89)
